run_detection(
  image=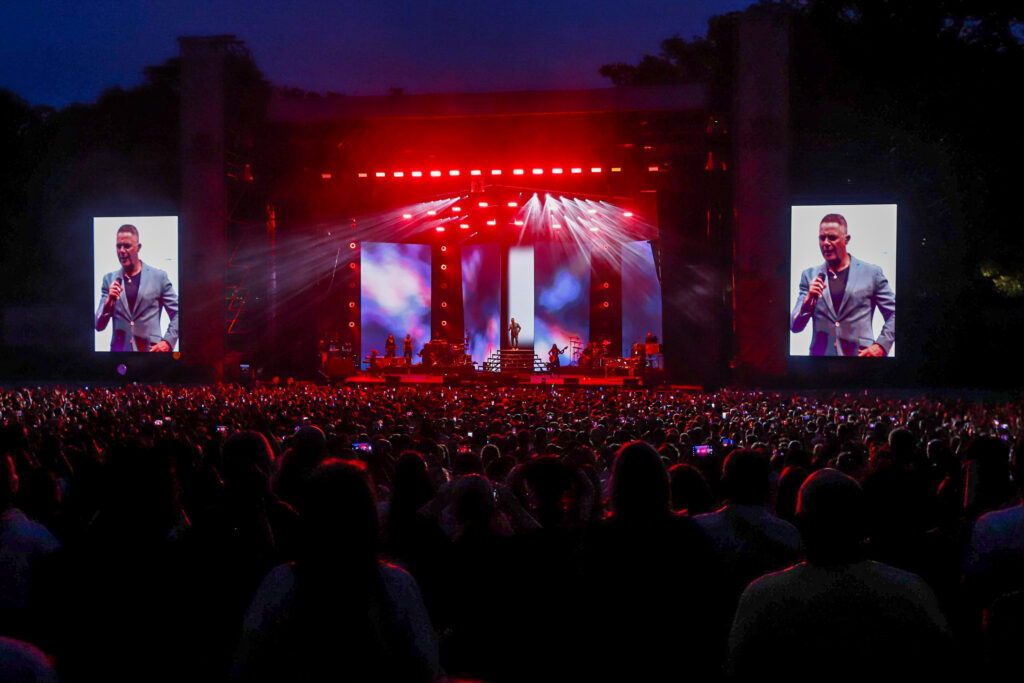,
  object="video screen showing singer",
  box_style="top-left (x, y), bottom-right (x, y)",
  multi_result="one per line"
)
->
top-left (790, 213), bottom-right (895, 357)
top-left (95, 224), bottom-right (179, 352)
